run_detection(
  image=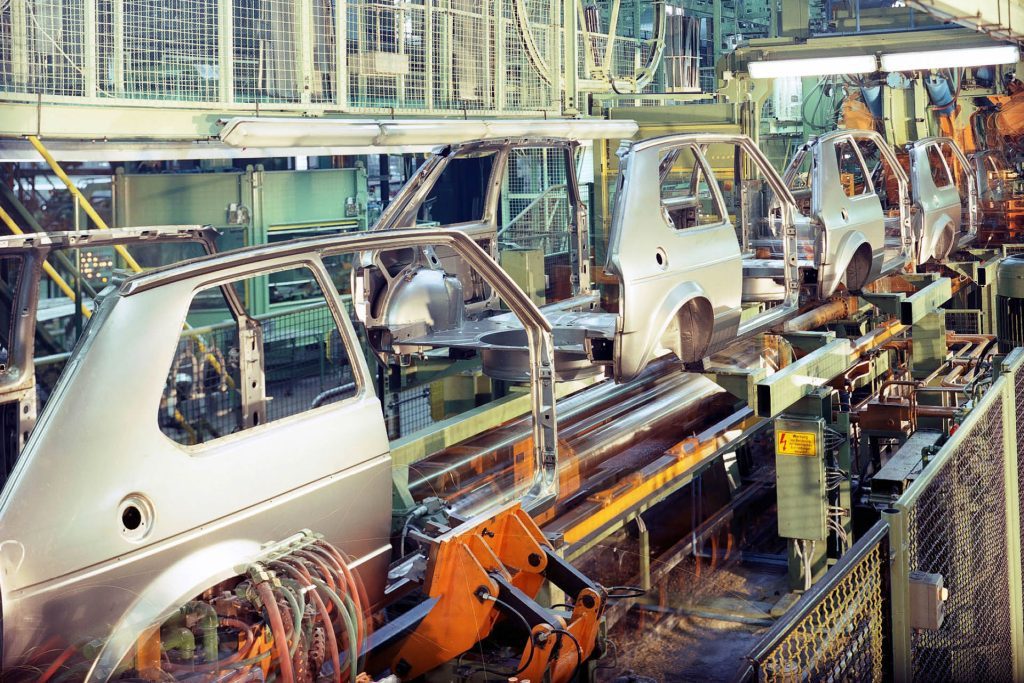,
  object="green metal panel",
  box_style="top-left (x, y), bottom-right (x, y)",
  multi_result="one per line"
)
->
top-left (116, 167), bottom-right (367, 233)
top-left (900, 277), bottom-right (953, 326)
top-left (884, 505), bottom-right (912, 681)
top-left (911, 310), bottom-right (946, 380)
top-left (260, 168), bottom-right (368, 230)
top-left (115, 165), bottom-right (368, 316)
top-left (775, 415), bottom-right (827, 541)
top-left (114, 169), bottom-right (244, 228)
